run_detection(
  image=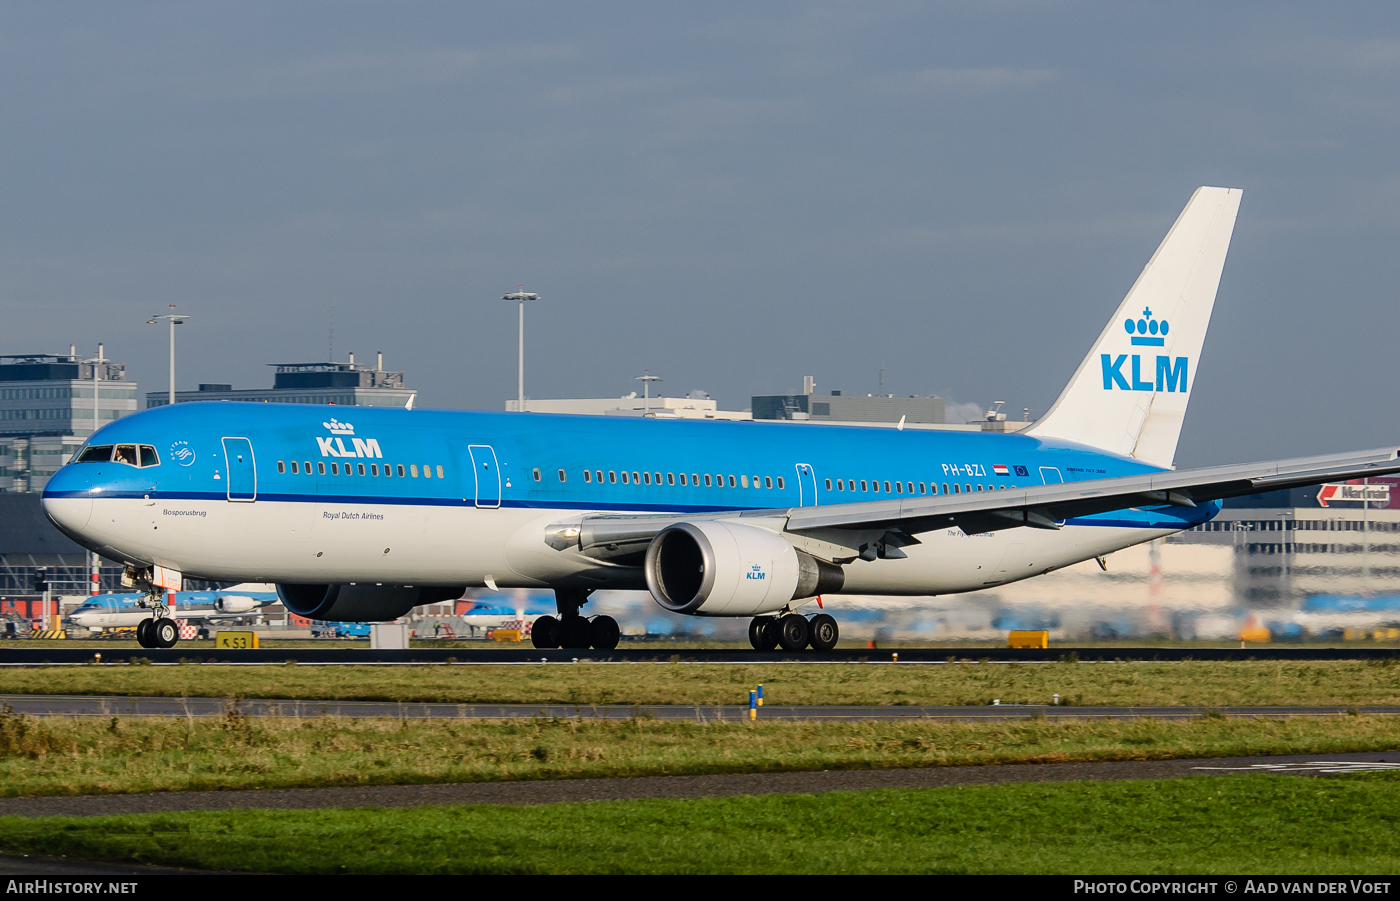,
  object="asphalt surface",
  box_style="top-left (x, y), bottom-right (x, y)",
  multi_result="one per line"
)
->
top-left (2, 645), bottom-right (1399, 664)
top-left (4, 693), bottom-right (1400, 721)
top-left (0, 751), bottom-right (1396, 822)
